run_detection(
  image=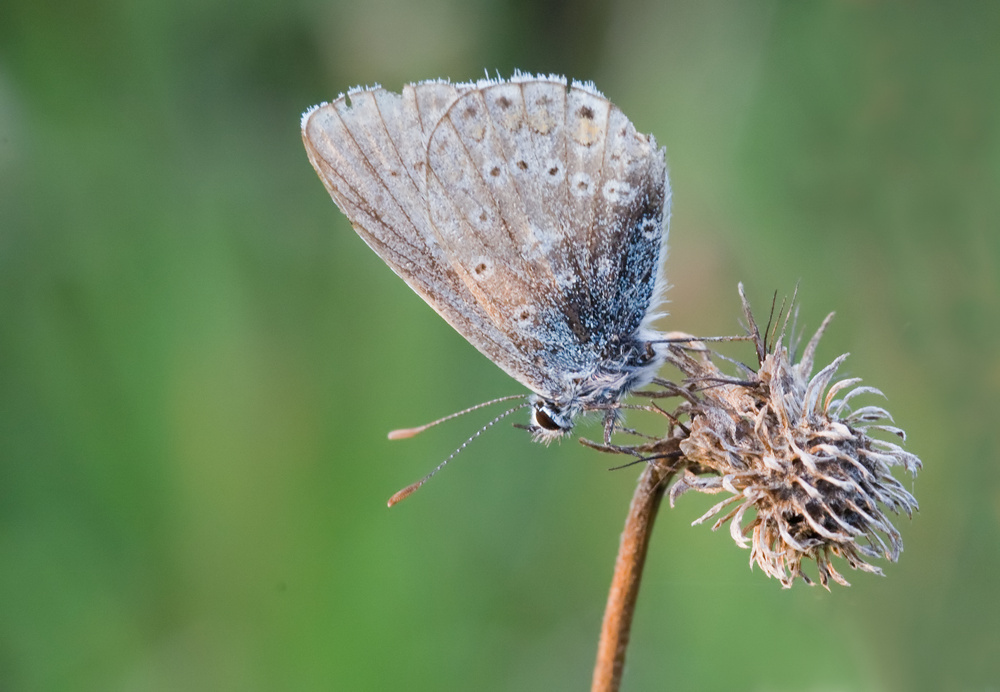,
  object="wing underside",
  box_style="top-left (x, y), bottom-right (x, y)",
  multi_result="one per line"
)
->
top-left (302, 75), bottom-right (670, 400)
